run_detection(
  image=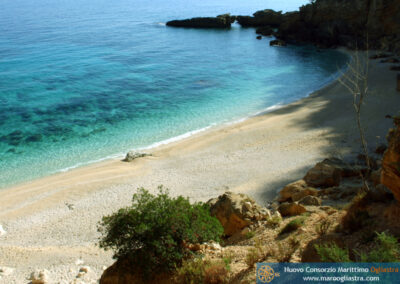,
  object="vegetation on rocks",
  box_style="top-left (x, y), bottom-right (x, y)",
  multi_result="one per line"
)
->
top-left (98, 187), bottom-right (223, 278)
